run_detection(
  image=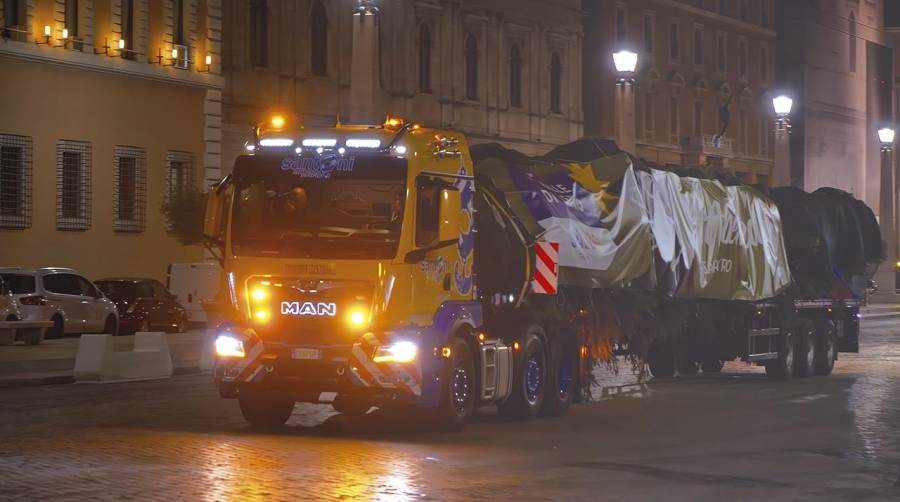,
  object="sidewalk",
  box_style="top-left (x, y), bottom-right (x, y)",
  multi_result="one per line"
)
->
top-left (0, 330), bottom-right (211, 387)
